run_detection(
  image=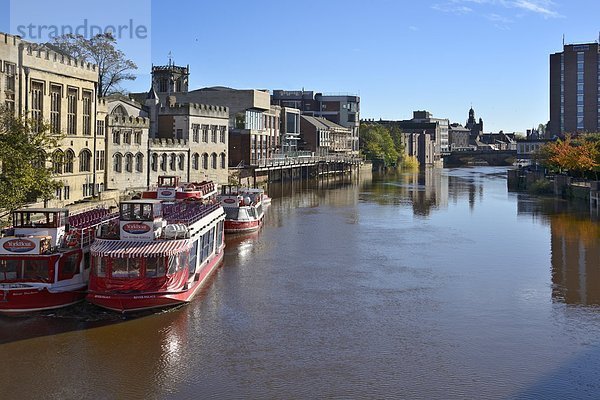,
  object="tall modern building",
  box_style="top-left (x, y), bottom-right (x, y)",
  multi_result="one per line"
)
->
top-left (549, 42), bottom-right (600, 136)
